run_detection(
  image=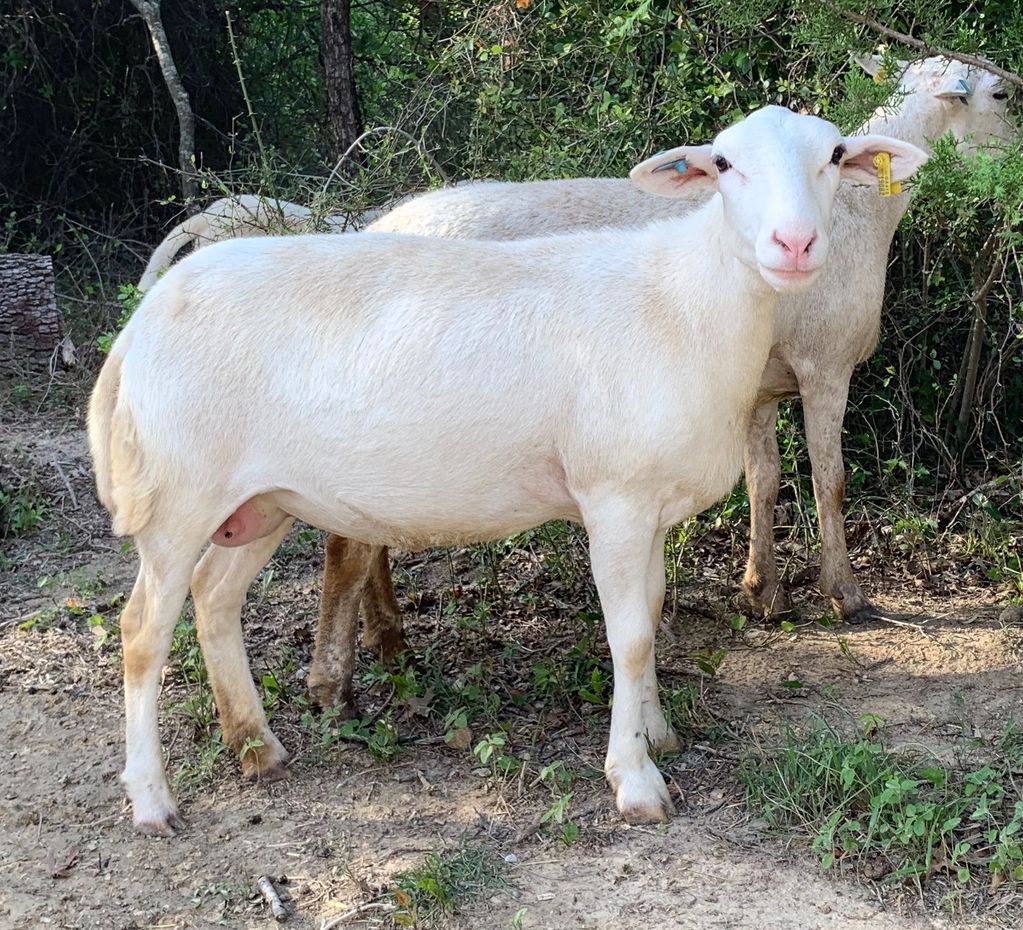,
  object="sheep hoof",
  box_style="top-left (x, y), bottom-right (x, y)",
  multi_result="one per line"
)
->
top-left (740, 580), bottom-right (793, 620)
top-left (608, 759), bottom-right (675, 825)
top-left (837, 599), bottom-right (879, 624)
top-left (239, 734), bottom-right (289, 782)
top-left (365, 625), bottom-right (407, 664)
top-left (135, 808), bottom-right (185, 837)
top-left (307, 679), bottom-right (361, 719)
top-left (652, 727), bottom-right (683, 753)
